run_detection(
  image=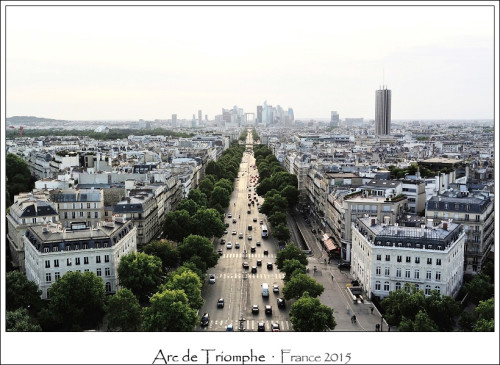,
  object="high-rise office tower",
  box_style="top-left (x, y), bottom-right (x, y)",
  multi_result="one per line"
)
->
top-left (330, 111), bottom-right (339, 127)
top-left (198, 110), bottom-right (202, 122)
top-left (257, 106), bottom-right (263, 123)
top-left (172, 114), bottom-right (177, 127)
top-left (375, 87), bottom-right (391, 135)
